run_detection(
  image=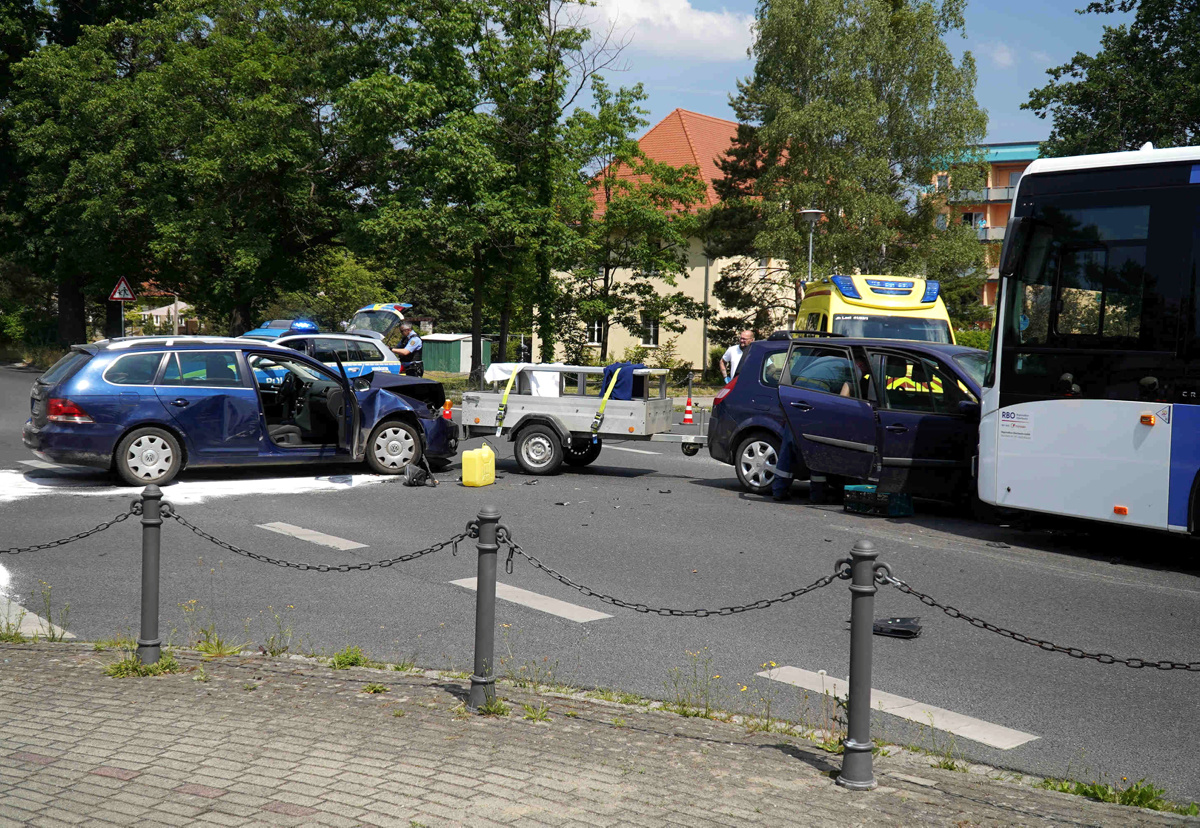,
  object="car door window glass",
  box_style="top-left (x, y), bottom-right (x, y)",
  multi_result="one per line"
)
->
top-left (784, 346), bottom-right (857, 396)
top-left (878, 354), bottom-right (972, 414)
top-left (163, 351), bottom-right (243, 387)
top-left (761, 352), bottom-right (786, 387)
top-left (105, 353), bottom-right (164, 385)
top-left (352, 341), bottom-right (384, 362)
